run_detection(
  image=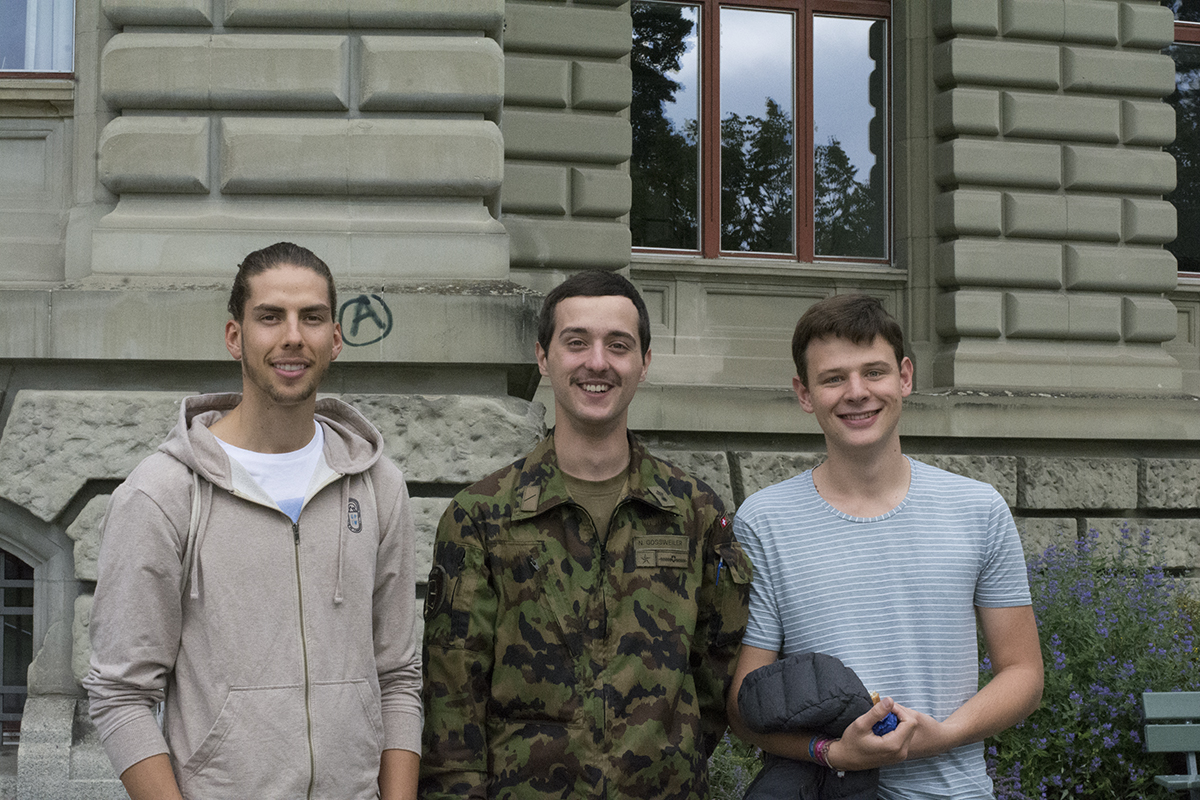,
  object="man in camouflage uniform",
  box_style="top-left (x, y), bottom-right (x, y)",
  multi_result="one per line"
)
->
top-left (420, 270), bottom-right (752, 799)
